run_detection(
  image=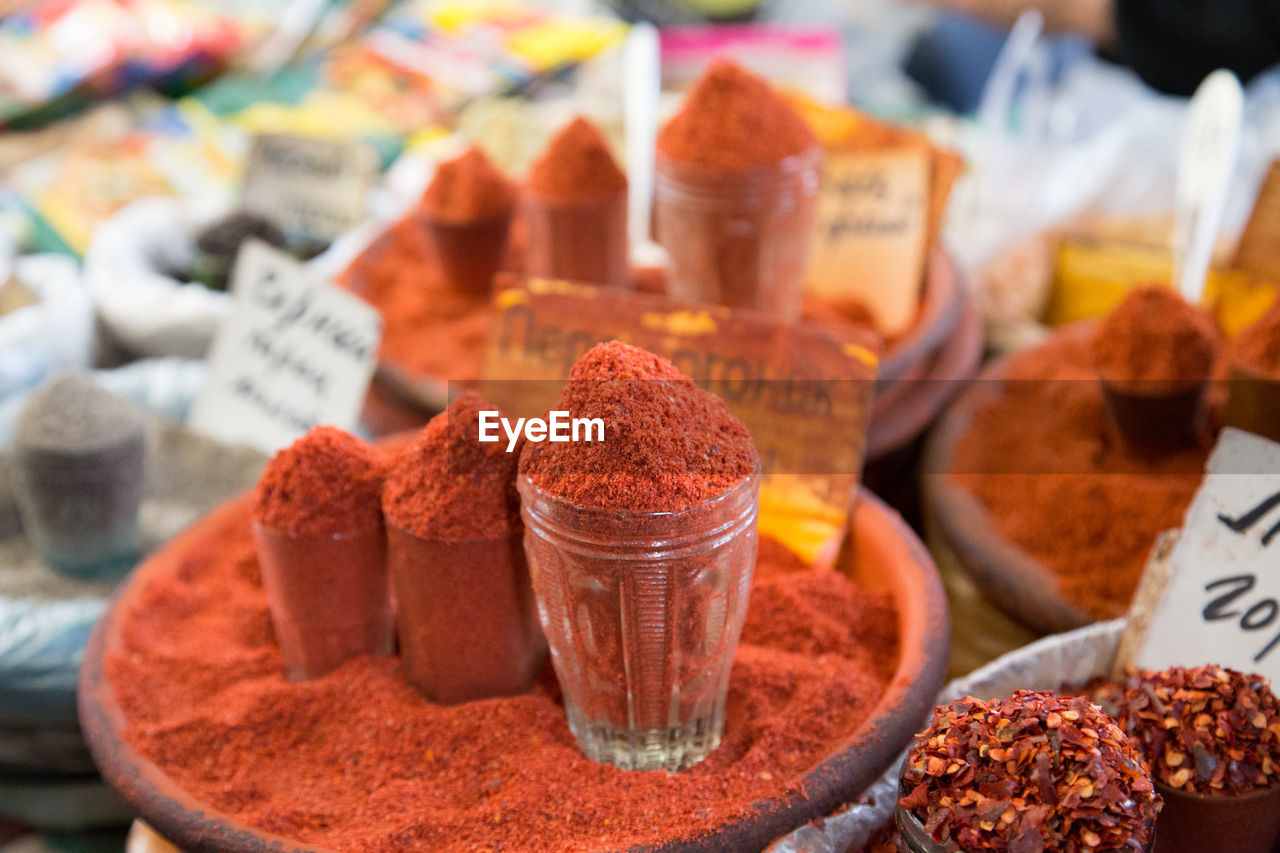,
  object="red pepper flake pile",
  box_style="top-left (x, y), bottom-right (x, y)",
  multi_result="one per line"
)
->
top-left (383, 391), bottom-right (521, 541)
top-left (950, 330), bottom-right (1210, 621)
top-left (107, 517), bottom-right (900, 853)
top-left (421, 146), bottom-right (516, 224)
top-left (1097, 664), bottom-right (1280, 796)
top-left (252, 426), bottom-right (384, 537)
top-left (657, 60), bottom-right (817, 170)
top-left (519, 341), bottom-right (758, 513)
top-left (1231, 299), bottom-right (1280, 379)
top-left (1091, 285), bottom-right (1220, 393)
top-left (527, 117), bottom-right (627, 204)
top-left (900, 690), bottom-right (1160, 852)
